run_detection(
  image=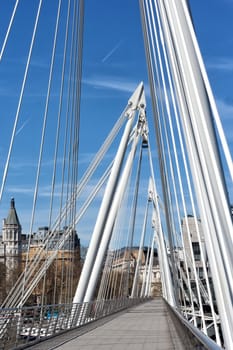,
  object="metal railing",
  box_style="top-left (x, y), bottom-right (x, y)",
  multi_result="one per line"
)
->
top-left (0, 297), bottom-right (147, 349)
top-left (165, 300), bottom-right (223, 350)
